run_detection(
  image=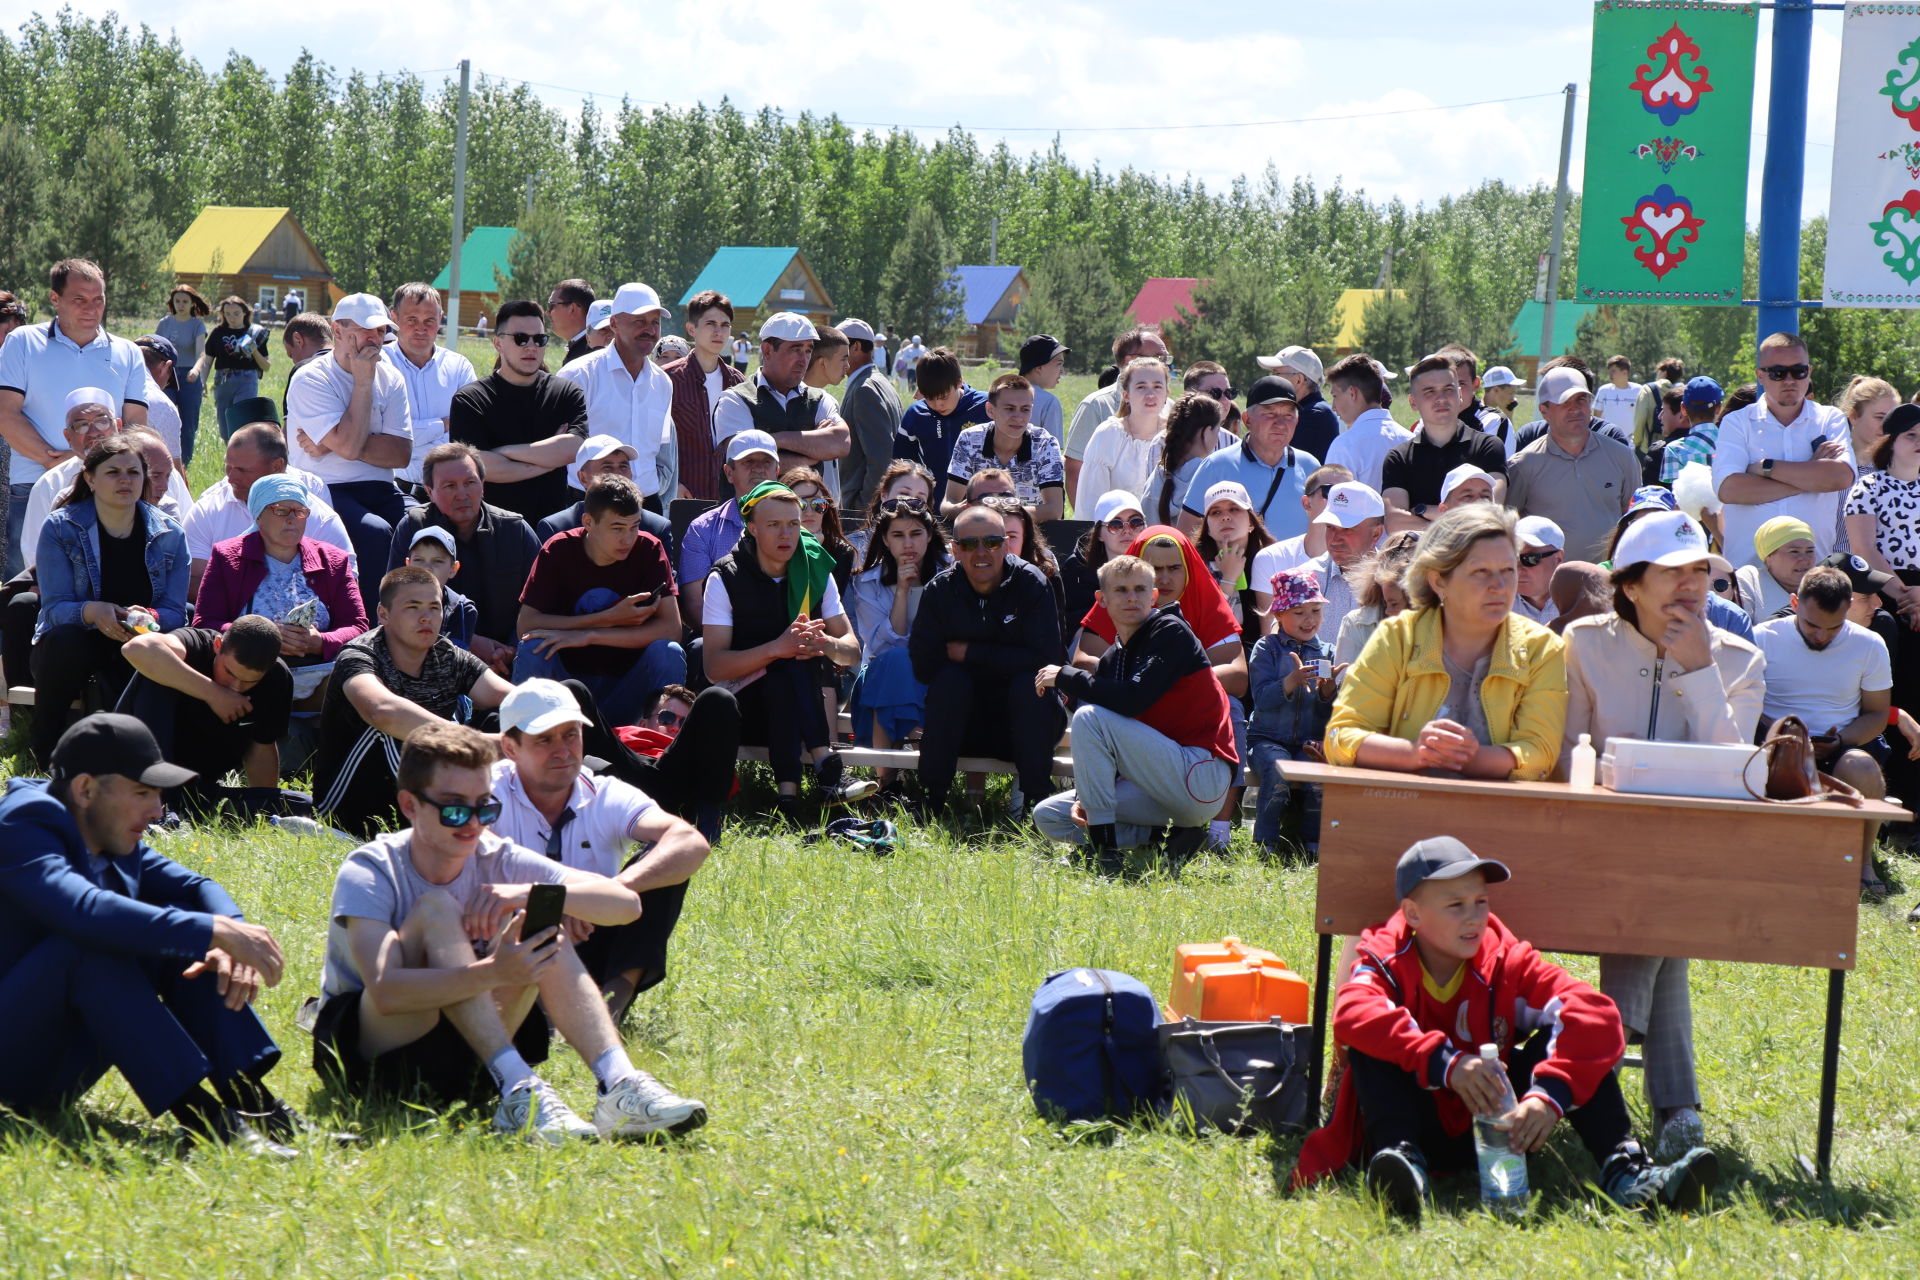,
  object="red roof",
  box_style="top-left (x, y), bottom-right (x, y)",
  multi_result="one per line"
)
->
top-left (1128, 277), bottom-right (1205, 327)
